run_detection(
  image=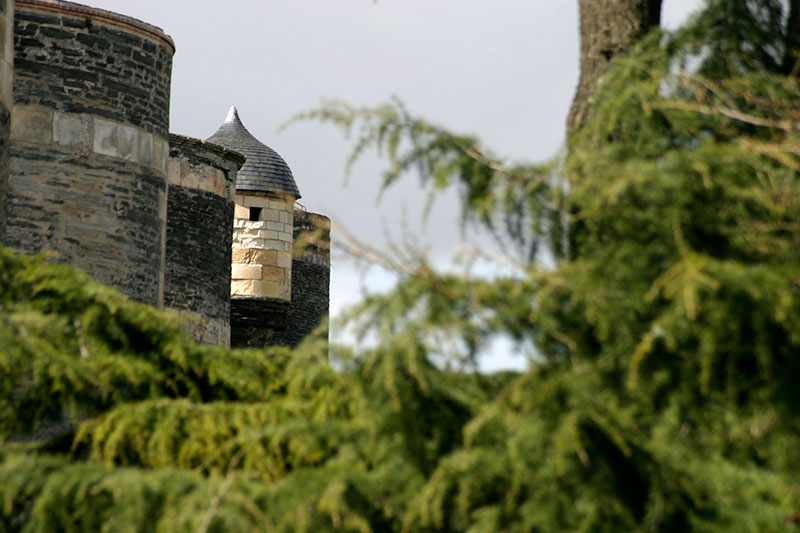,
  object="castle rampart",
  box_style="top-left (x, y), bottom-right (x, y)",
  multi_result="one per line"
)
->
top-left (0, 0), bottom-right (13, 239)
top-left (5, 0), bottom-right (173, 305)
top-left (1, 0), bottom-right (331, 348)
top-left (165, 133), bottom-right (244, 346)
